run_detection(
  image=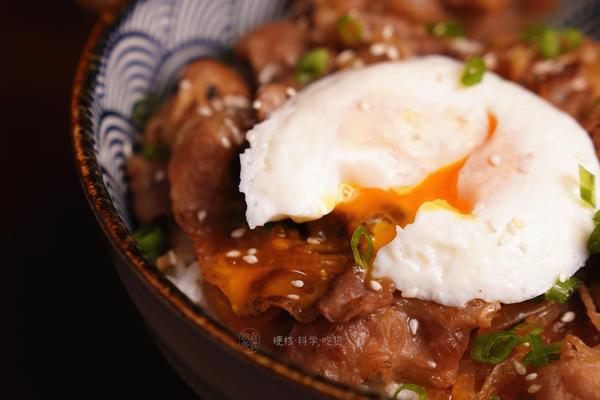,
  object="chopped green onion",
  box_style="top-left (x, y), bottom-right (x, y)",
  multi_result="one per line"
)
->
top-left (428, 21), bottom-right (464, 38)
top-left (133, 224), bottom-right (165, 262)
top-left (545, 277), bottom-right (582, 303)
top-left (294, 48), bottom-right (330, 84)
top-left (522, 23), bottom-right (549, 44)
top-left (489, 396), bottom-right (501, 400)
top-left (351, 225), bottom-right (374, 270)
top-left (539, 28), bottom-right (561, 59)
top-left (131, 92), bottom-right (160, 129)
top-left (141, 143), bottom-right (170, 162)
top-left (589, 212), bottom-right (600, 253)
top-left (461, 56), bottom-right (487, 87)
top-left (394, 383), bottom-right (428, 400)
top-left (337, 15), bottom-right (363, 45)
top-left (471, 331), bottom-right (522, 364)
top-left (579, 165), bottom-right (596, 208)
top-left (472, 325), bottom-right (561, 368)
top-left (522, 335), bottom-right (561, 368)
top-left (561, 28), bottom-right (583, 51)
top-left (522, 24), bottom-right (583, 59)
top-left (594, 210), bottom-right (600, 226)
